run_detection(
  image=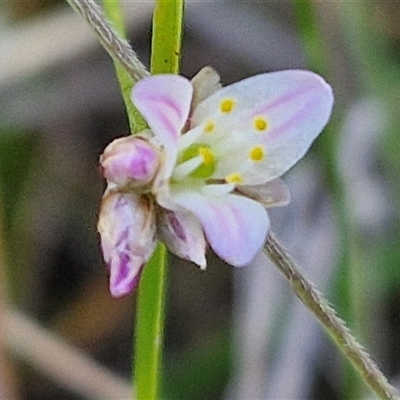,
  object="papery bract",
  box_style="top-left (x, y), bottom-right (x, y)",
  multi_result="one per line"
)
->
top-left (235, 179), bottom-right (291, 208)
